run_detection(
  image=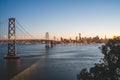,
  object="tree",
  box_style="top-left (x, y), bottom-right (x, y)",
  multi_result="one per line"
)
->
top-left (77, 36), bottom-right (120, 80)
